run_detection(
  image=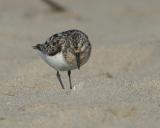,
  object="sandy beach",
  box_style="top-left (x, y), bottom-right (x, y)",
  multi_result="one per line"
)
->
top-left (0, 0), bottom-right (160, 127)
